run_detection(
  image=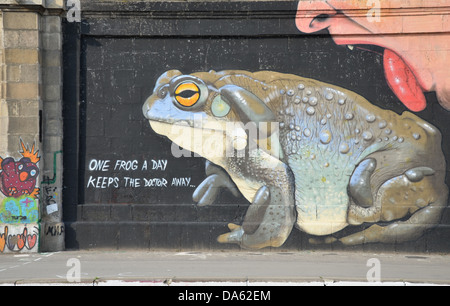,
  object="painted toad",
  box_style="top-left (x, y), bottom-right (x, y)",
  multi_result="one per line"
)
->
top-left (143, 69), bottom-right (448, 249)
